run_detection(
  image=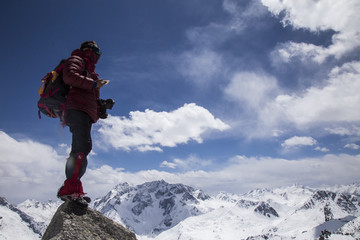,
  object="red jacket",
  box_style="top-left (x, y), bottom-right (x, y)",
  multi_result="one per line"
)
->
top-left (63, 49), bottom-right (100, 123)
